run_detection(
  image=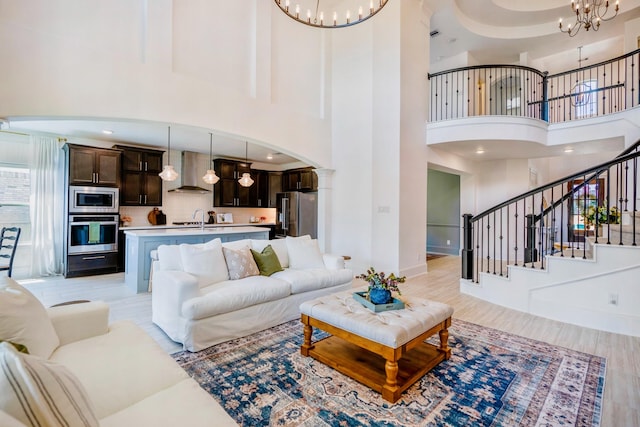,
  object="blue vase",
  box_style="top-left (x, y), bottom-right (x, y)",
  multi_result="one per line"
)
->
top-left (369, 288), bottom-right (392, 304)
